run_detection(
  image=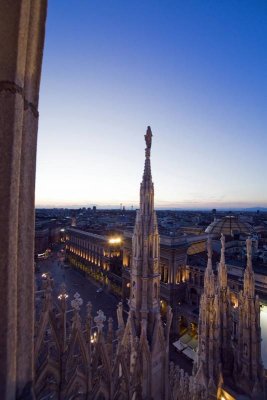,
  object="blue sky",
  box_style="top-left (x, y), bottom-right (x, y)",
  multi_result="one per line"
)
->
top-left (36, 0), bottom-right (267, 208)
